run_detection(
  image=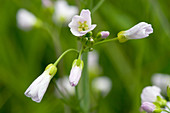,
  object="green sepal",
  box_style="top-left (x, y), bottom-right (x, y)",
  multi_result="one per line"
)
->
top-left (96, 32), bottom-right (102, 39)
top-left (152, 104), bottom-right (162, 113)
top-left (85, 31), bottom-right (92, 37)
top-left (154, 96), bottom-right (167, 108)
top-left (117, 31), bottom-right (128, 43)
top-left (72, 59), bottom-right (84, 69)
top-left (45, 64), bottom-right (57, 76)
